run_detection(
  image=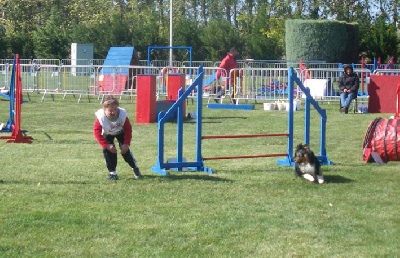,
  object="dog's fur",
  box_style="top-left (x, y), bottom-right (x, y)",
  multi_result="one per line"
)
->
top-left (294, 143), bottom-right (323, 183)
